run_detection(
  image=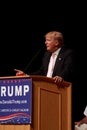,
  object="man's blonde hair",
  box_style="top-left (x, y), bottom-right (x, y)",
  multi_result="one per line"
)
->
top-left (45, 31), bottom-right (64, 45)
